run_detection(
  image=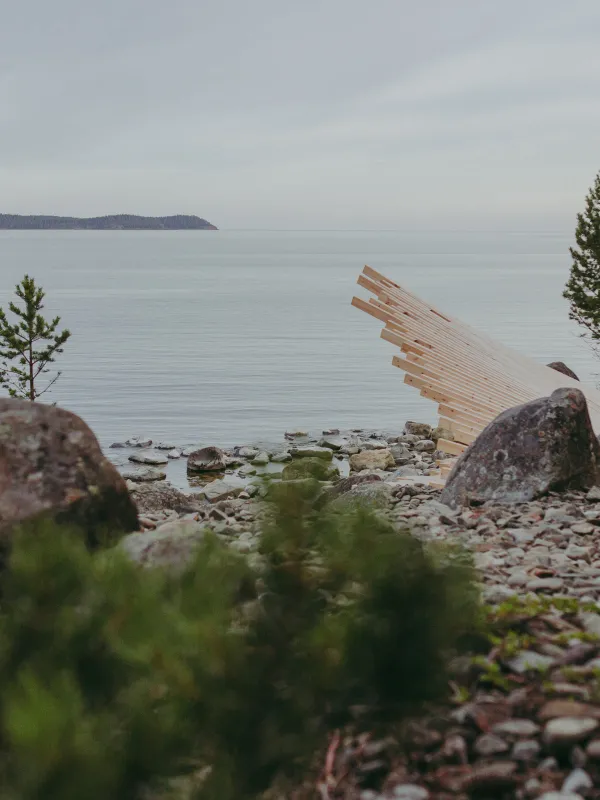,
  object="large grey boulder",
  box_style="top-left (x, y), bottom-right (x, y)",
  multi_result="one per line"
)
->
top-left (187, 446), bottom-right (228, 473)
top-left (0, 398), bottom-right (138, 546)
top-left (441, 388), bottom-right (600, 507)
